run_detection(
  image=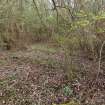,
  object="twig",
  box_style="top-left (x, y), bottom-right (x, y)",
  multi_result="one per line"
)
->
top-left (51, 0), bottom-right (59, 26)
top-left (33, 0), bottom-right (46, 27)
top-left (96, 40), bottom-right (105, 81)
